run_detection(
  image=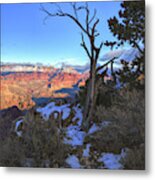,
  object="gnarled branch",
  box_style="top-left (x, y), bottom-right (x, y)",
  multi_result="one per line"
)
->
top-left (96, 57), bottom-right (118, 73)
top-left (80, 33), bottom-right (91, 60)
